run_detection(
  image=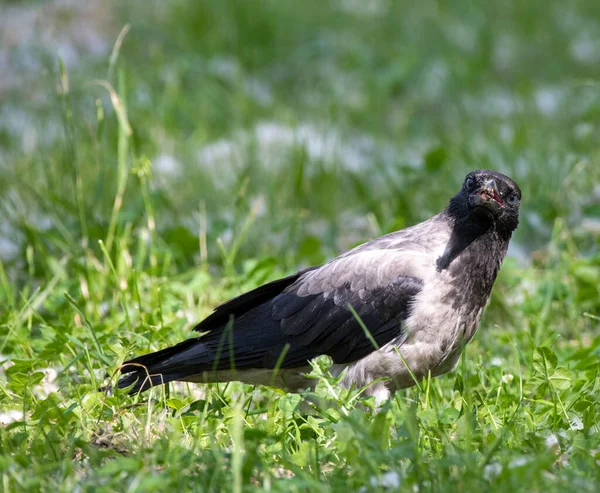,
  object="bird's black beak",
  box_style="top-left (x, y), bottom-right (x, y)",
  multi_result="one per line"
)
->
top-left (470, 179), bottom-right (504, 213)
